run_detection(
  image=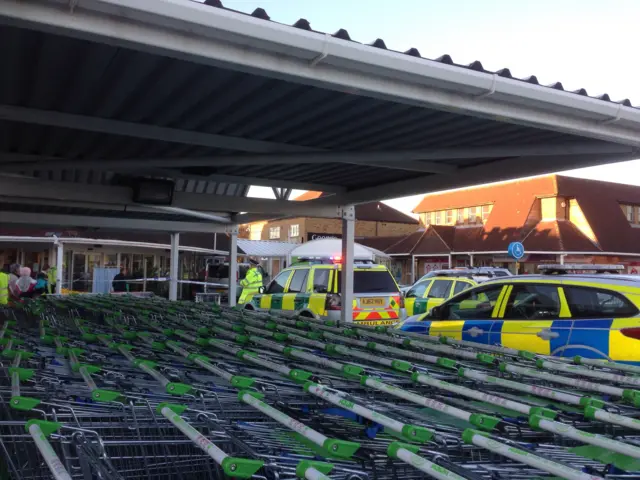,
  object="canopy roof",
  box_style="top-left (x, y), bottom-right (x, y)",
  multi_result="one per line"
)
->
top-left (289, 239), bottom-right (388, 260)
top-left (0, 0), bottom-right (638, 233)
